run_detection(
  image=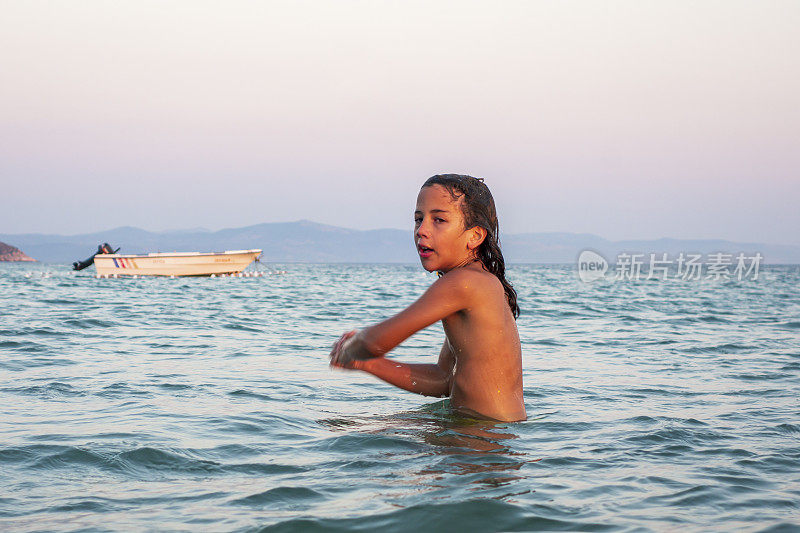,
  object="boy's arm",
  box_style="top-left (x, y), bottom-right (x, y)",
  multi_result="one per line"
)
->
top-left (355, 338), bottom-right (456, 397)
top-left (336, 269), bottom-right (474, 363)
